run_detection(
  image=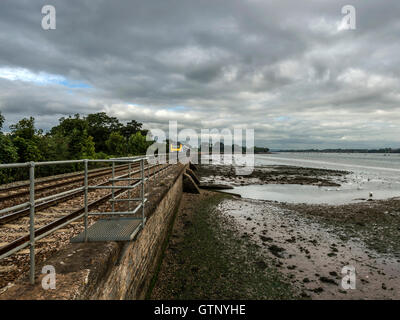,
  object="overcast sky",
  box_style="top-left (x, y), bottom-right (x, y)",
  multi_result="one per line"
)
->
top-left (0, 0), bottom-right (399, 149)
